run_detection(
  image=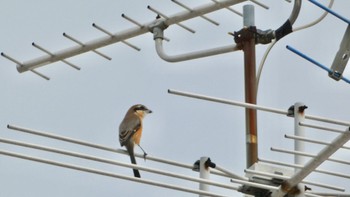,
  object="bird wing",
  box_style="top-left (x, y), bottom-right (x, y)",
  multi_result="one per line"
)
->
top-left (119, 115), bottom-right (141, 146)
